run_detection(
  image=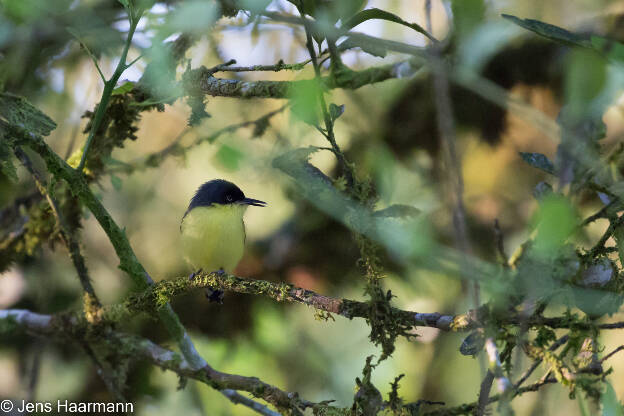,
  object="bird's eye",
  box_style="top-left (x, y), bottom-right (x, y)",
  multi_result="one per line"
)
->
top-left (226, 195), bottom-right (233, 202)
